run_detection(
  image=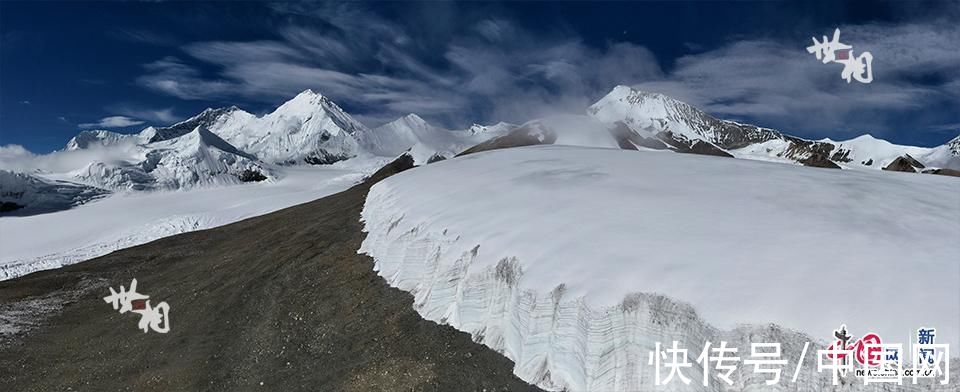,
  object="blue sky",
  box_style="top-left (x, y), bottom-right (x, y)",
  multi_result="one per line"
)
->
top-left (2, 1), bottom-right (958, 153)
